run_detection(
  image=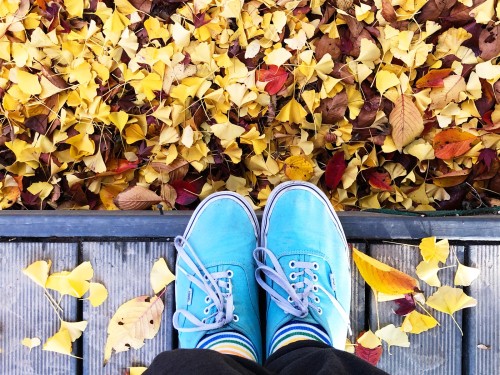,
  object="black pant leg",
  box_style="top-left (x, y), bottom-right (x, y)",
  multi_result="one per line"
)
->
top-left (265, 341), bottom-right (390, 375)
top-left (144, 348), bottom-right (274, 375)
